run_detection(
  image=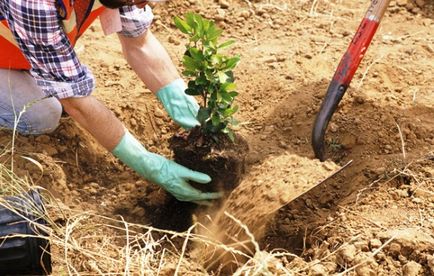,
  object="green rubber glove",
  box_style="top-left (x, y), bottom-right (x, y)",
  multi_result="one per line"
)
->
top-left (112, 131), bottom-right (222, 202)
top-left (156, 78), bottom-right (200, 130)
